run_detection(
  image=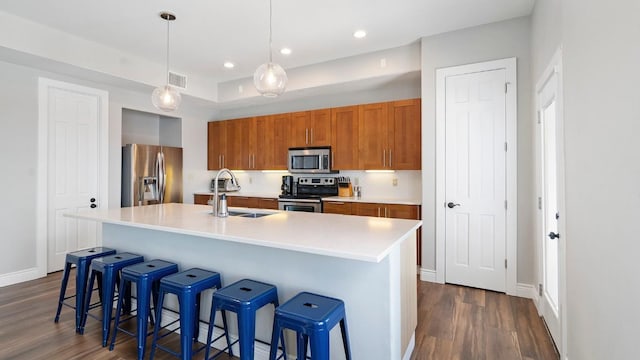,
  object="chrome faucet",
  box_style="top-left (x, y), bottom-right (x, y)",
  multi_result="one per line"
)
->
top-left (212, 168), bottom-right (239, 217)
